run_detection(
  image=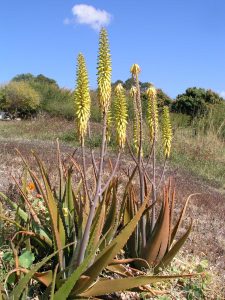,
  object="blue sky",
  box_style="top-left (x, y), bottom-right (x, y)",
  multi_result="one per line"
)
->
top-left (0, 0), bottom-right (225, 98)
